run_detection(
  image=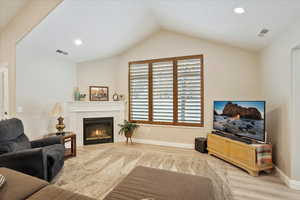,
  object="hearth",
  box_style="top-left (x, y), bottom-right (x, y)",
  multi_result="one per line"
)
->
top-left (83, 117), bottom-right (113, 145)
